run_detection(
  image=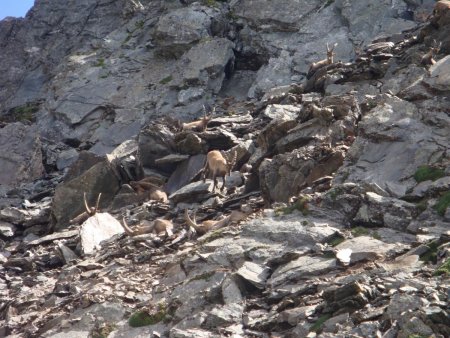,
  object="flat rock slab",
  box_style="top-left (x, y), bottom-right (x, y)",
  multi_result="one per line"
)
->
top-left (166, 154), bottom-right (206, 195)
top-left (80, 213), bottom-right (124, 255)
top-left (237, 261), bottom-right (271, 289)
top-left (27, 230), bottom-right (79, 246)
top-left (335, 236), bottom-right (399, 263)
top-left (169, 180), bottom-right (214, 204)
top-left (242, 215), bottom-right (340, 248)
top-left (268, 256), bottom-right (337, 287)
